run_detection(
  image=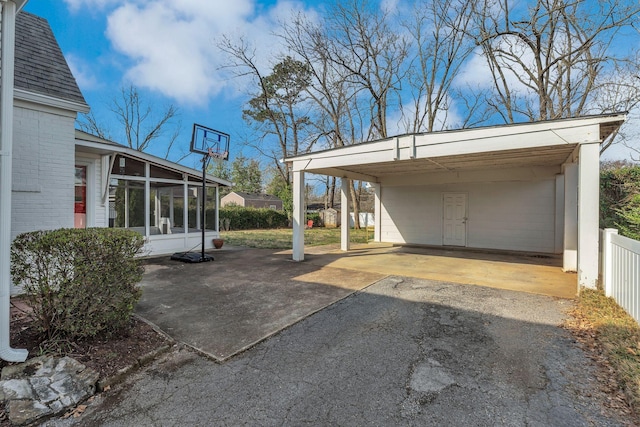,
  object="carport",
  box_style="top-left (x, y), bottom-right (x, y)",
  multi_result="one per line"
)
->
top-left (286, 114), bottom-right (627, 292)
